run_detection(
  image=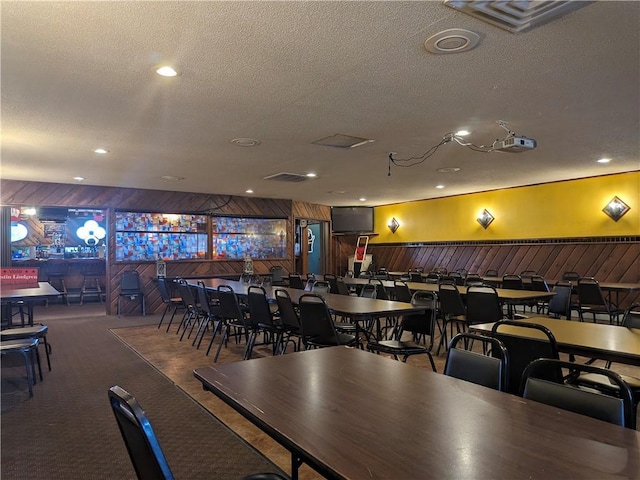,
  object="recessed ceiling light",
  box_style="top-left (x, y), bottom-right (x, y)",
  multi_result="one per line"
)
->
top-left (306, 173), bottom-right (317, 178)
top-left (231, 138), bottom-right (261, 147)
top-left (597, 158), bottom-right (611, 164)
top-left (246, 189), bottom-right (254, 194)
top-left (436, 184), bottom-right (445, 189)
top-left (328, 190), bottom-right (346, 194)
top-left (94, 148), bottom-right (109, 154)
top-left (156, 66), bottom-right (178, 77)
top-left (73, 176), bottom-right (85, 182)
top-left (455, 130), bottom-right (470, 136)
top-left (437, 167), bottom-right (461, 173)
top-left (161, 175), bottom-right (184, 181)
top-left (359, 197), bottom-right (366, 202)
